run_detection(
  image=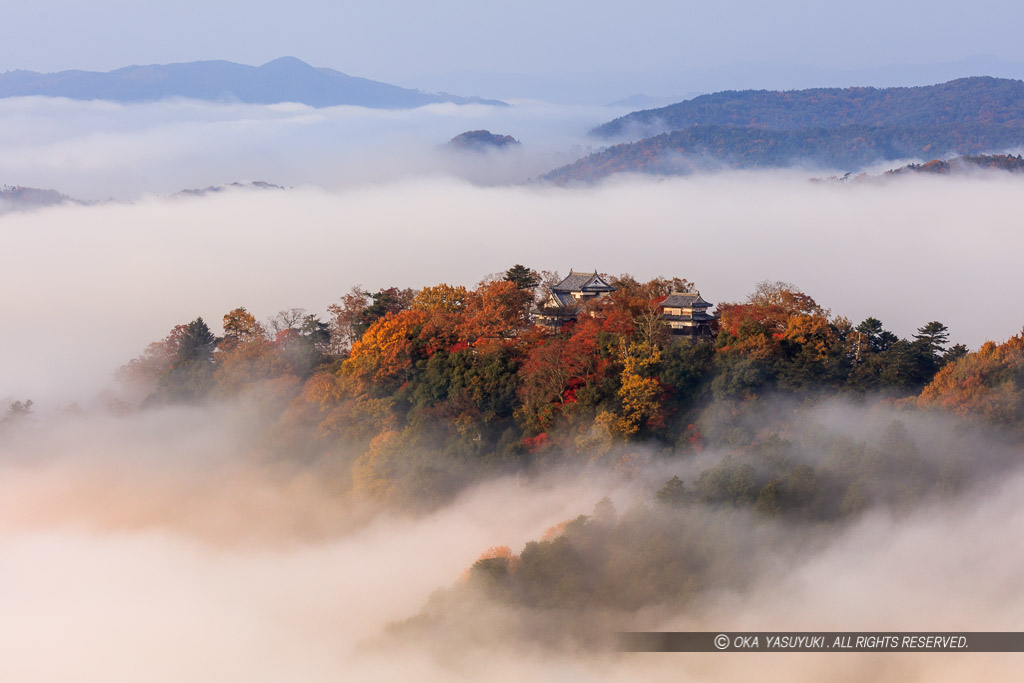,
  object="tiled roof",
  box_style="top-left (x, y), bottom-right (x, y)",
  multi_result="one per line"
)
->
top-left (551, 270), bottom-right (614, 293)
top-left (547, 291), bottom-right (577, 308)
top-left (660, 291), bottom-right (712, 309)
